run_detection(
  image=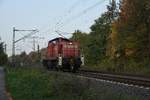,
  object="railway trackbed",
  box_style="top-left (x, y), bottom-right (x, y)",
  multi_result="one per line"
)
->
top-left (77, 70), bottom-right (150, 89)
